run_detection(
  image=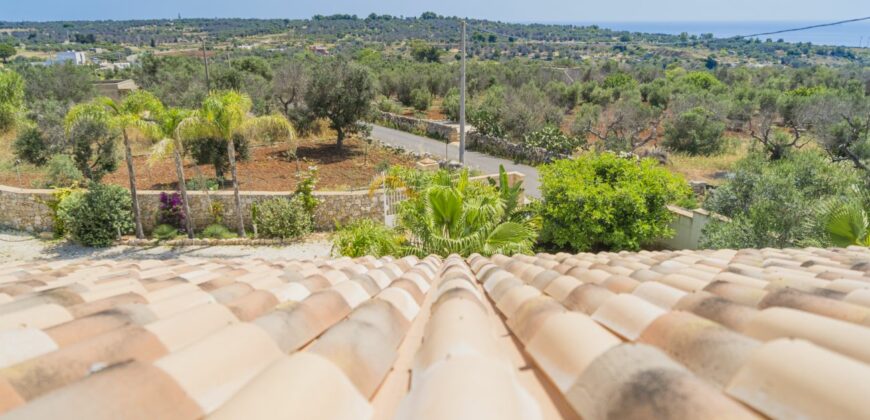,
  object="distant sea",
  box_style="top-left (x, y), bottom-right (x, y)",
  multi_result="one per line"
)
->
top-left (549, 21), bottom-right (870, 47)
